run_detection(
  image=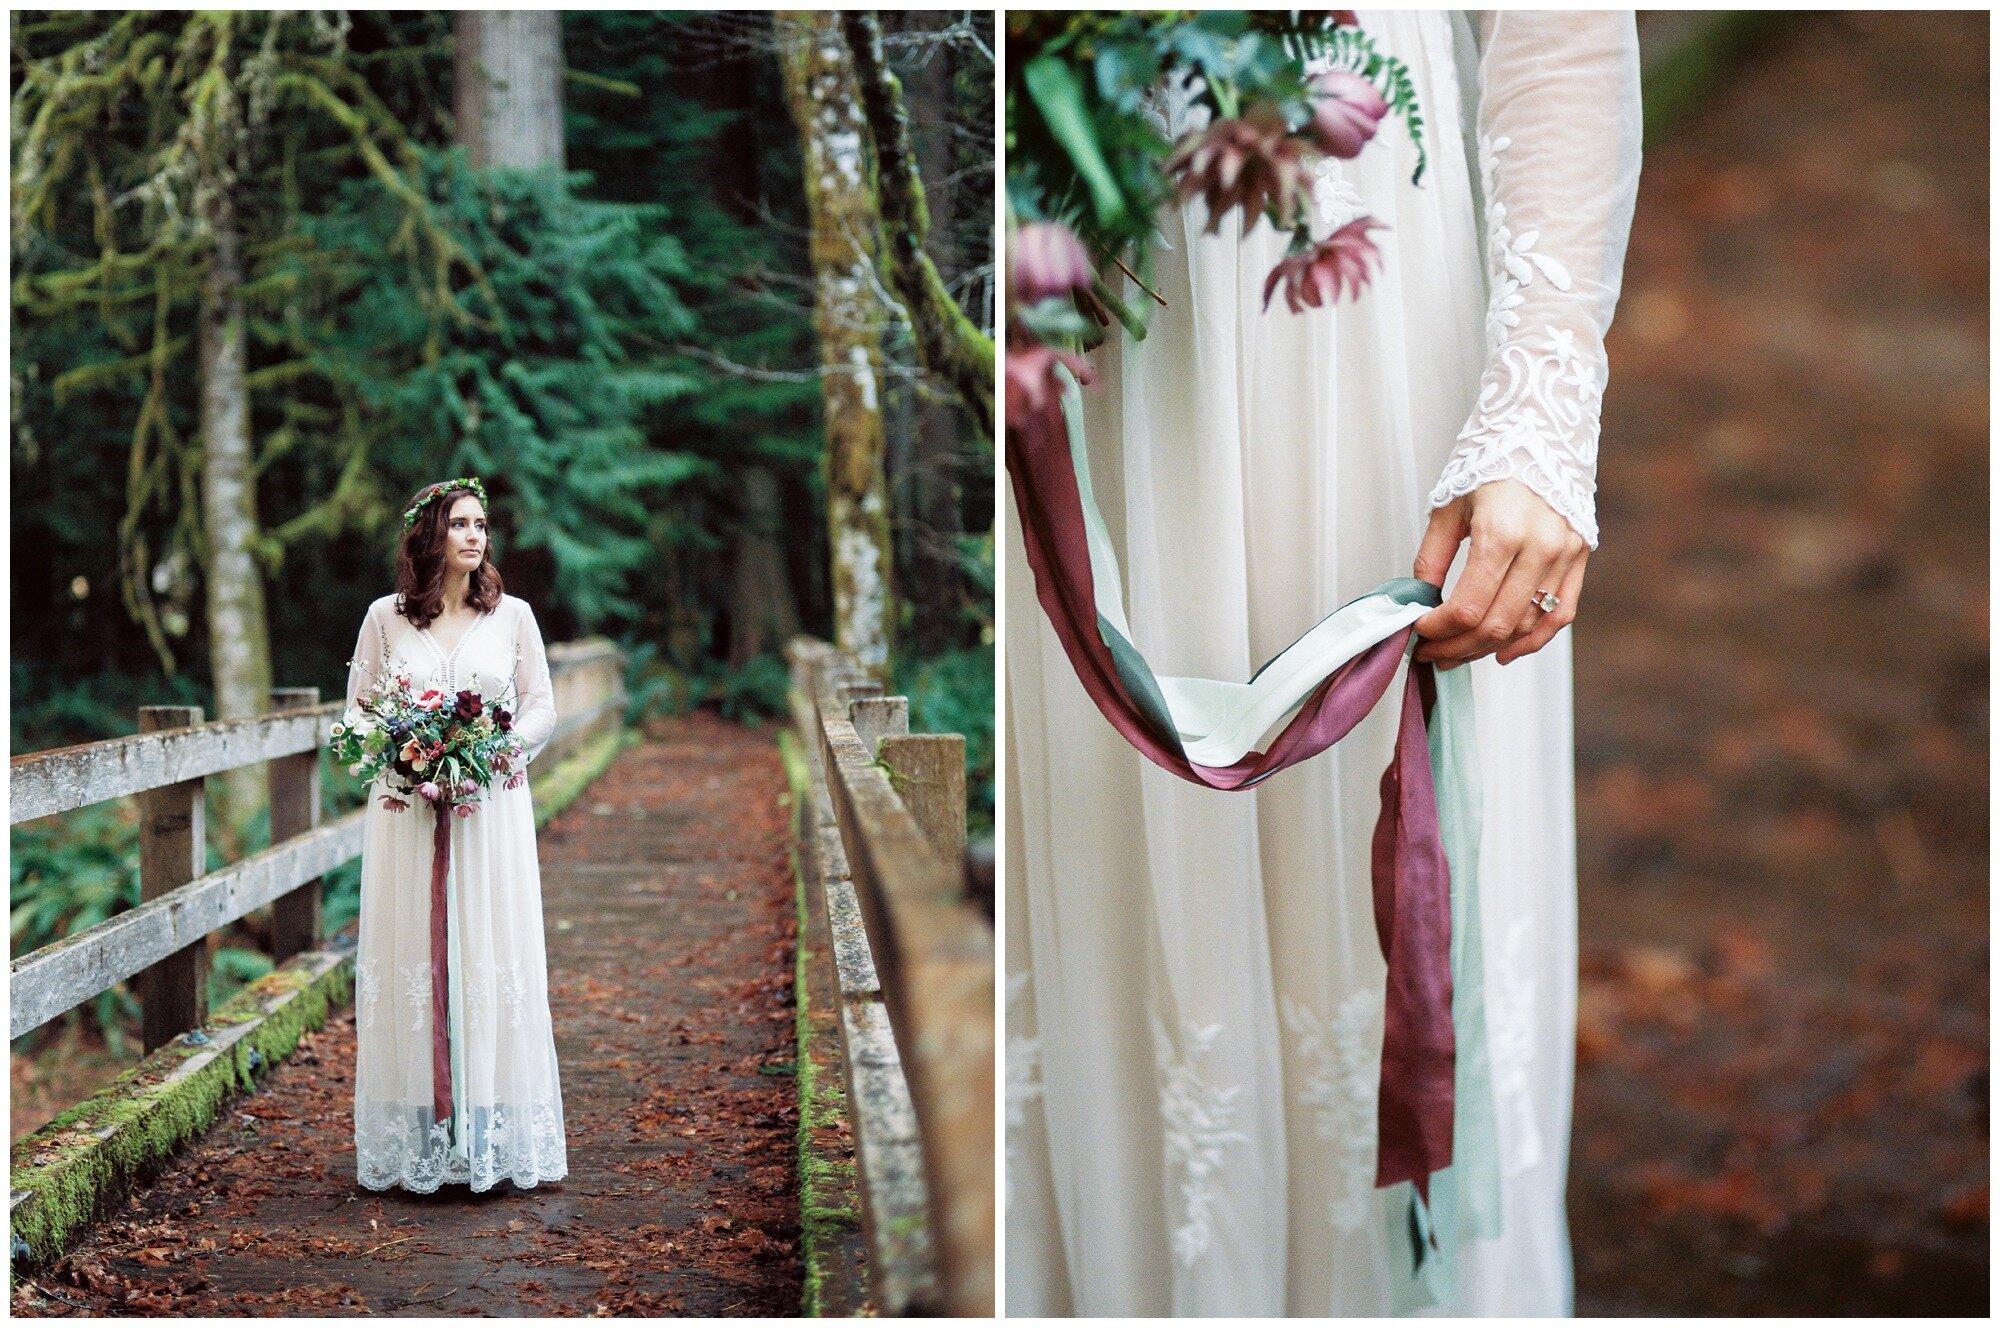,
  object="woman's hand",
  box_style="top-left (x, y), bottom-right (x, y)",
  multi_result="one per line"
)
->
top-left (1411, 478), bottom-right (1587, 669)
